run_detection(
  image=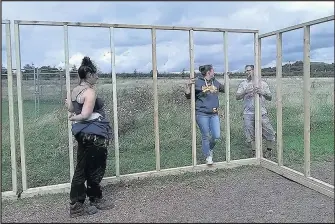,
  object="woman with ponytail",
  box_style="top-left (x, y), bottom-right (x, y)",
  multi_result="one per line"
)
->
top-left (184, 64), bottom-right (225, 165)
top-left (65, 56), bottom-right (113, 217)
